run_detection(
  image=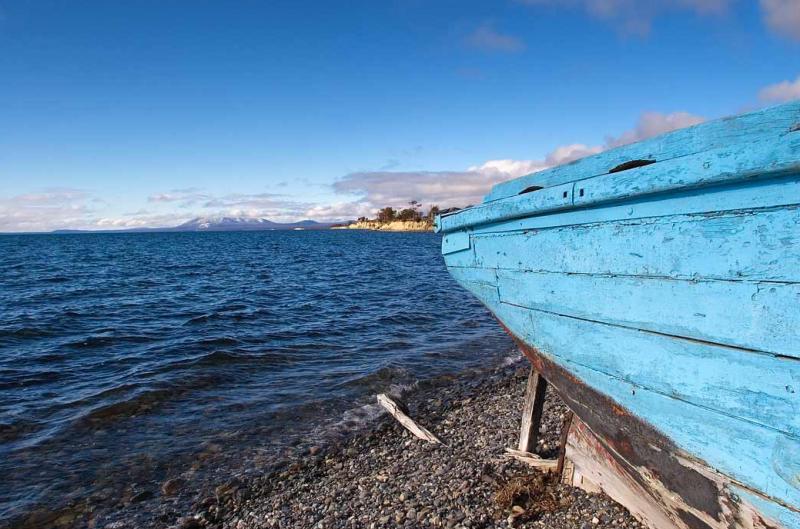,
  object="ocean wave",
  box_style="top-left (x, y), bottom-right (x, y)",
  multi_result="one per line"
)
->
top-left (336, 364), bottom-right (417, 396)
top-left (0, 418), bottom-right (43, 444)
top-left (64, 334), bottom-right (155, 348)
top-left (0, 369), bottom-right (63, 390)
top-left (377, 312), bottom-right (437, 325)
top-left (0, 327), bottom-right (55, 340)
top-left (75, 389), bottom-right (174, 425)
top-left (42, 275), bottom-right (70, 284)
top-left (0, 230), bottom-right (511, 526)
